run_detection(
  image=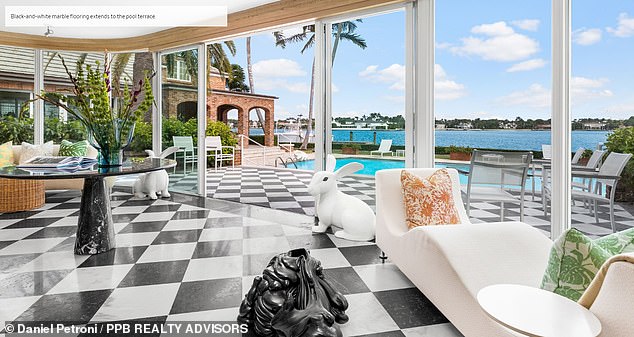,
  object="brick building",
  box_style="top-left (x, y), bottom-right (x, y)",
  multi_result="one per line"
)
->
top-left (161, 66), bottom-right (278, 146)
